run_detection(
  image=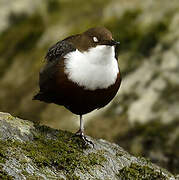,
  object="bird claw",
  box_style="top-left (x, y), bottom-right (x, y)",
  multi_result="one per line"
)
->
top-left (73, 130), bottom-right (94, 147)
